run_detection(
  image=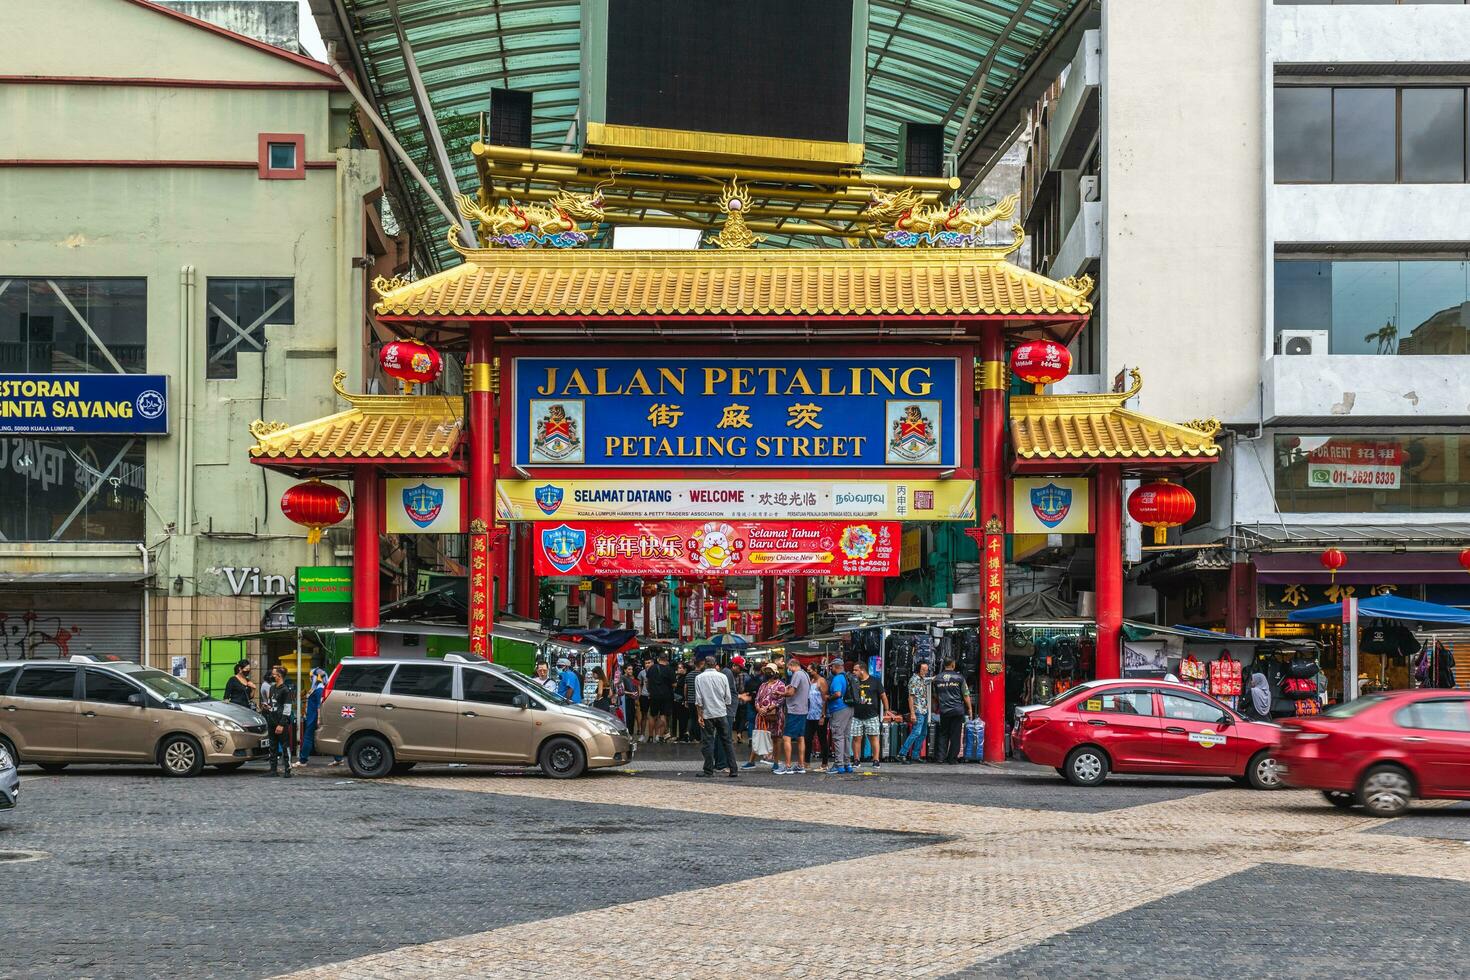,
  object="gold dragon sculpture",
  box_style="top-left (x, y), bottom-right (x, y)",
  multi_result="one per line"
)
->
top-left (860, 189), bottom-right (1021, 247)
top-left (453, 181), bottom-right (610, 248)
